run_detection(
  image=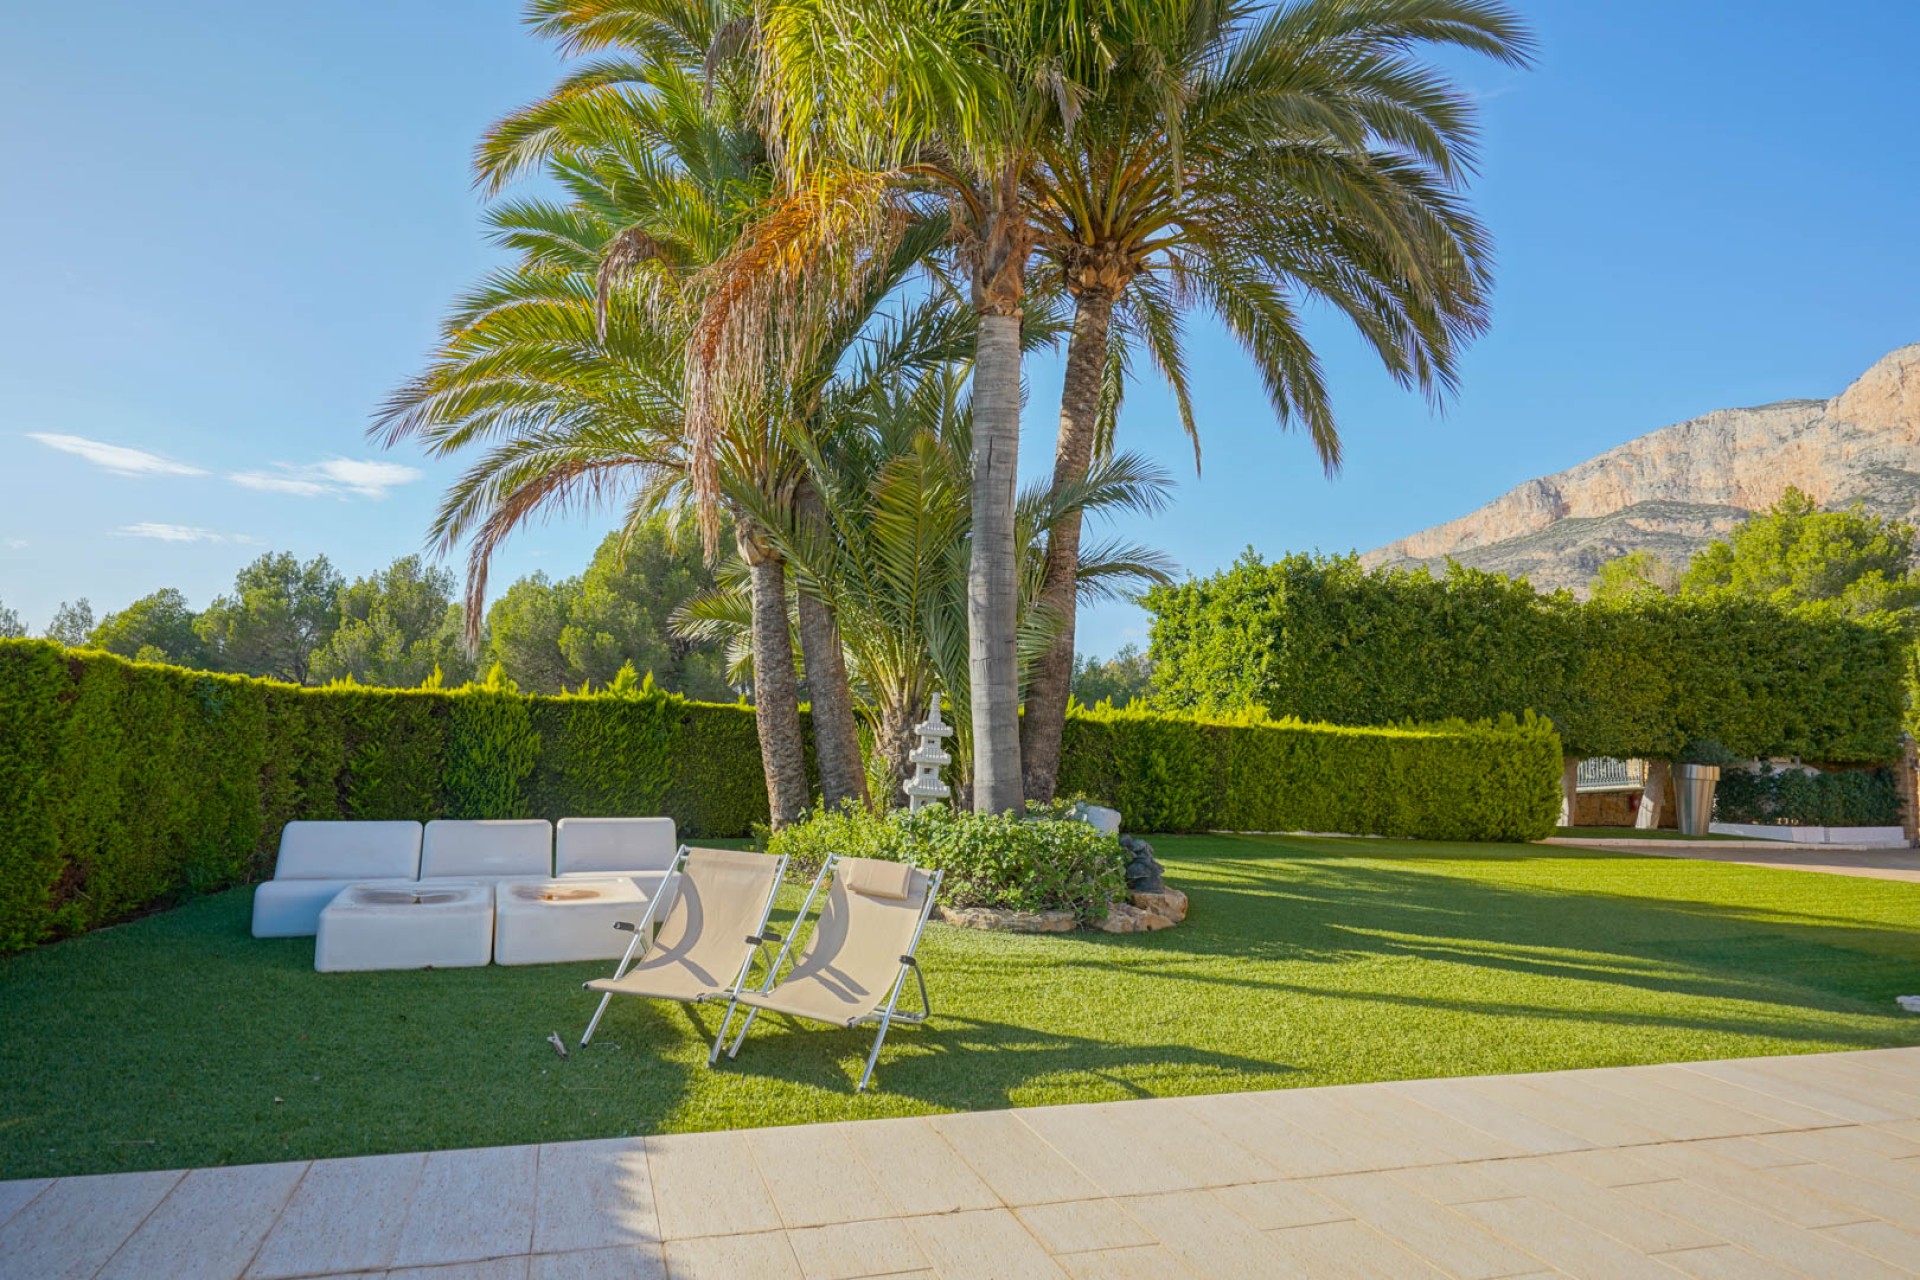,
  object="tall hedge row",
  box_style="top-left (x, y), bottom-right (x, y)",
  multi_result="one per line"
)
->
top-left (0, 638), bottom-right (1565, 953)
top-left (1058, 705), bottom-right (1563, 842)
top-left (0, 641), bottom-right (767, 953)
top-left (1146, 553), bottom-right (1908, 764)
